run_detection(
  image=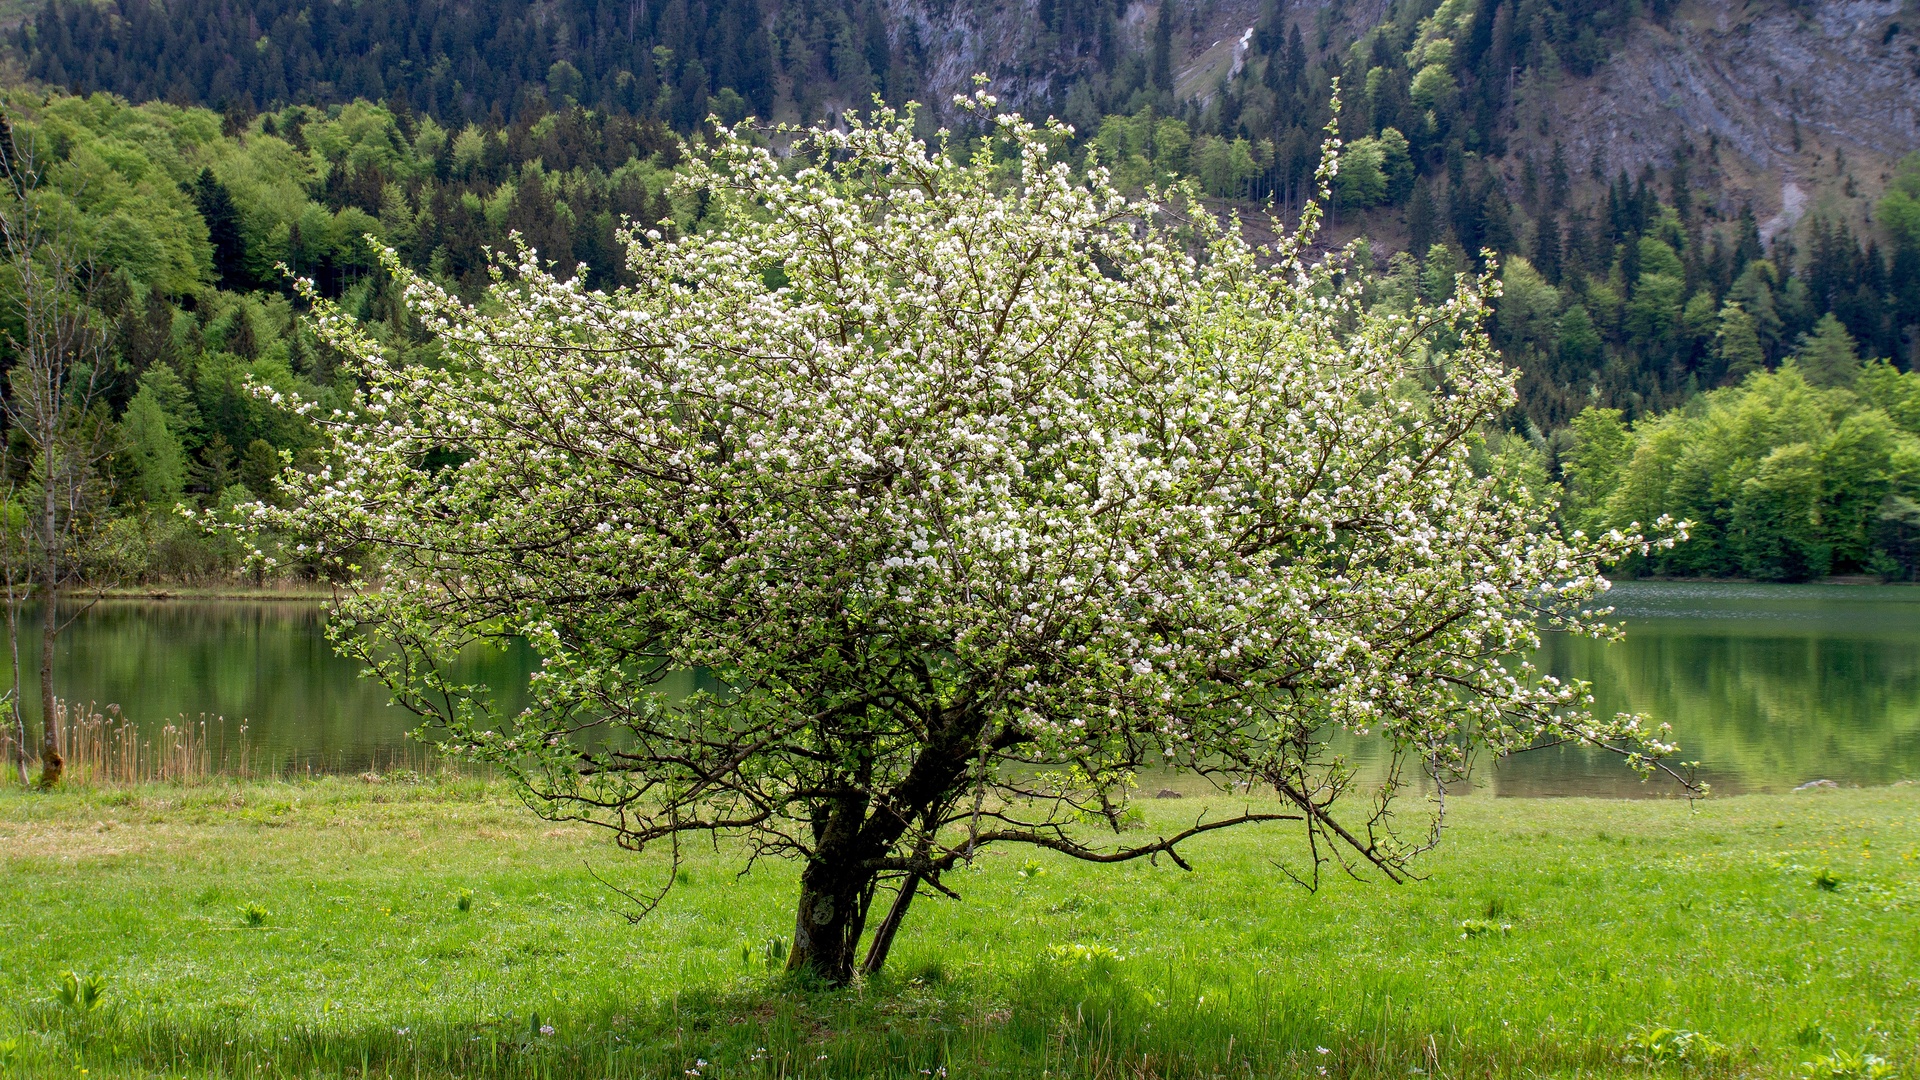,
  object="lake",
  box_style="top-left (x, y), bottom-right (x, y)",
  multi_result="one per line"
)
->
top-left (10, 582), bottom-right (1919, 794)
top-left (1513, 581), bottom-right (1920, 796)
